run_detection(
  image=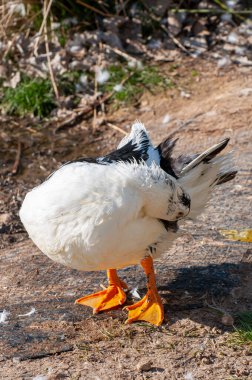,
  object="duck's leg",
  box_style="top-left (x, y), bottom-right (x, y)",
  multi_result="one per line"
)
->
top-left (75, 269), bottom-right (128, 314)
top-left (124, 255), bottom-right (164, 326)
